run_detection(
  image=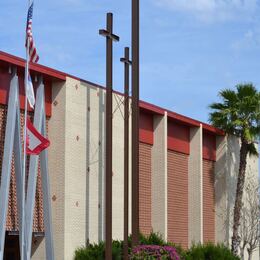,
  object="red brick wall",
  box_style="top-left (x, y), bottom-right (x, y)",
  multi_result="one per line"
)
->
top-left (139, 142), bottom-right (152, 235)
top-left (167, 150), bottom-right (188, 248)
top-left (0, 105), bottom-right (44, 232)
top-left (203, 159), bottom-right (215, 243)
